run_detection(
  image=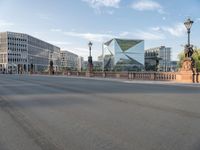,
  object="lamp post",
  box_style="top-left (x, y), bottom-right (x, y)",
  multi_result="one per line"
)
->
top-left (184, 18), bottom-right (194, 58)
top-left (88, 41), bottom-right (93, 72)
top-left (184, 18), bottom-right (193, 46)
